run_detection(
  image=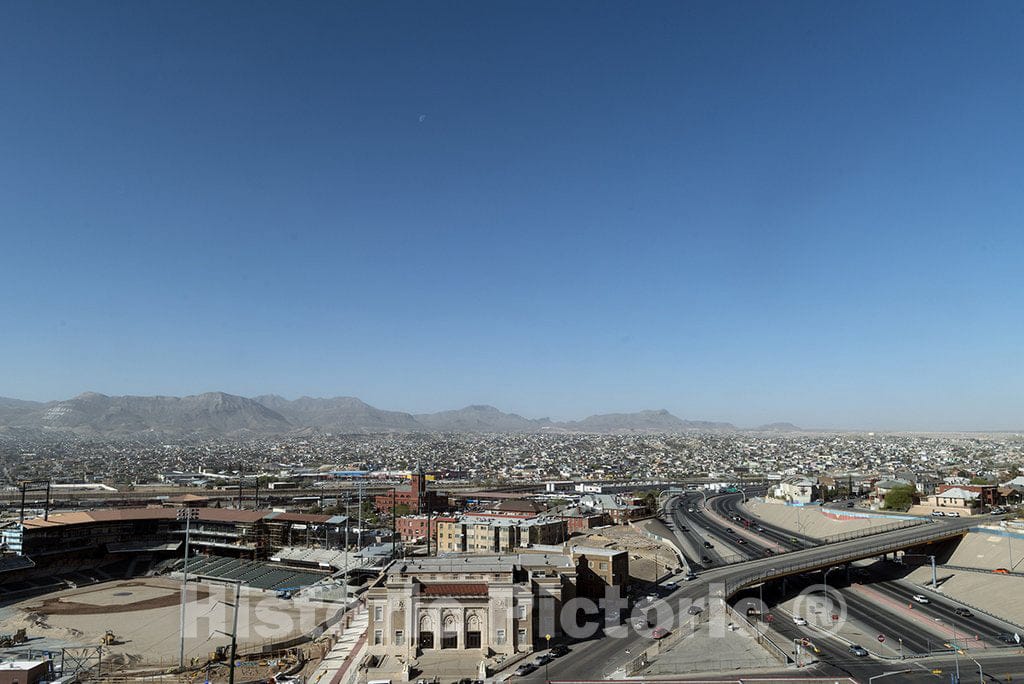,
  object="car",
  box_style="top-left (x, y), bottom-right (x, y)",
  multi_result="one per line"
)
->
top-left (737, 538), bottom-right (747, 544)
top-left (848, 644), bottom-right (869, 657)
top-left (793, 616), bottom-right (807, 626)
top-left (646, 593), bottom-right (659, 602)
top-left (755, 526), bottom-right (765, 532)
top-left (684, 572), bottom-right (698, 581)
top-left (994, 568), bottom-right (1010, 574)
top-left (912, 594), bottom-right (930, 603)
top-left (954, 607), bottom-right (973, 617)
top-left (725, 528), bottom-right (735, 534)
top-left (948, 511), bottom-right (961, 517)
top-left (996, 633), bottom-right (1016, 644)
top-left (687, 604), bottom-right (704, 615)
top-left (534, 653), bottom-right (553, 665)
top-left (651, 627), bottom-right (670, 639)
top-left (550, 644), bottom-right (569, 657)
top-left (701, 555), bottom-right (712, 563)
top-left (514, 664), bottom-right (536, 676)
top-left (763, 548), bottom-right (775, 556)
top-left (633, 619), bottom-right (647, 629)
top-left (932, 510), bottom-right (945, 516)
top-left (703, 541), bottom-right (713, 548)
top-left (664, 581), bottom-right (679, 590)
